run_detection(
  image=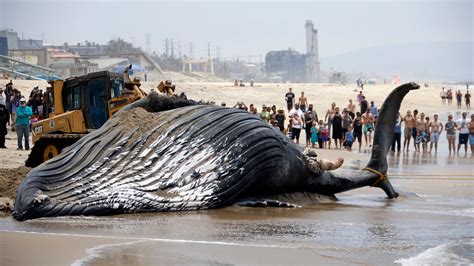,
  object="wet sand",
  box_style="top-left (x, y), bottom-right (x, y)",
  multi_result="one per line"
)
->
top-left (0, 149), bottom-right (472, 265)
